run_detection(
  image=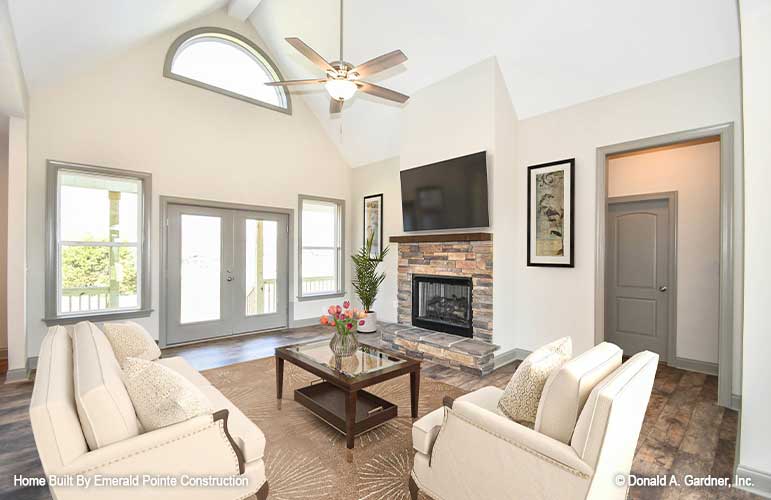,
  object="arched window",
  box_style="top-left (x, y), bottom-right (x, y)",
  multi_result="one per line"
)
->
top-left (164, 27), bottom-right (291, 114)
